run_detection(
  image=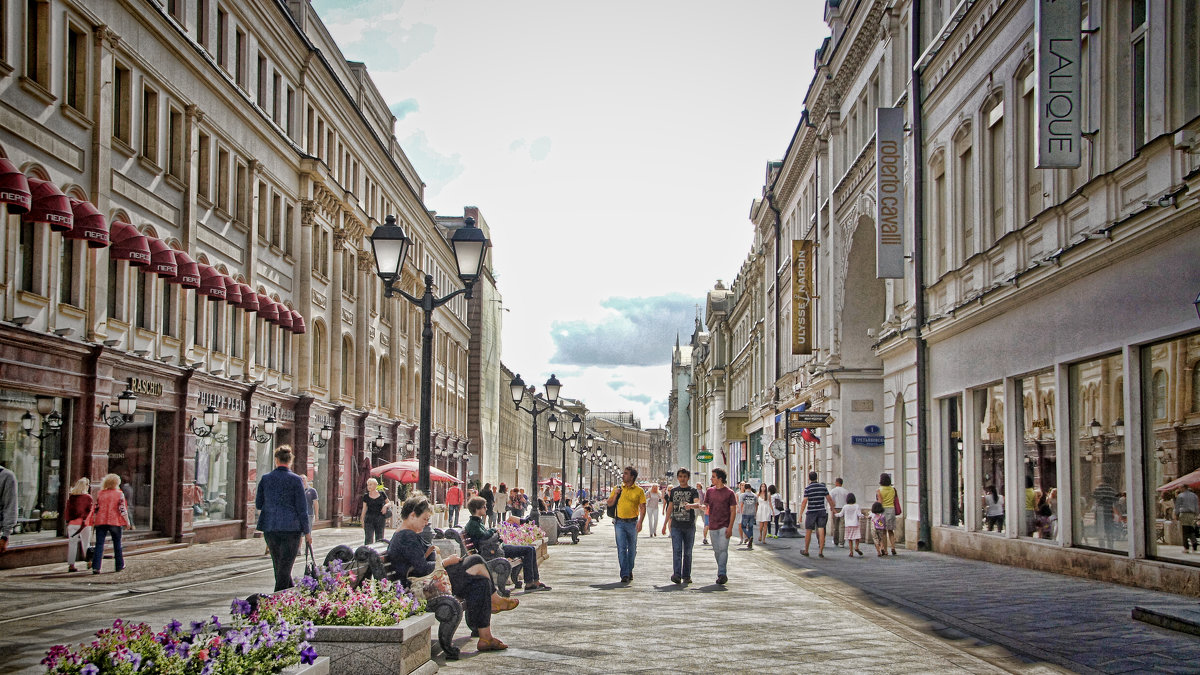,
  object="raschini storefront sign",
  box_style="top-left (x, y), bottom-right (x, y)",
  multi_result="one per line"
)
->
top-left (1035, 0), bottom-right (1082, 168)
top-left (875, 107), bottom-right (904, 279)
top-left (792, 239), bottom-right (813, 355)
